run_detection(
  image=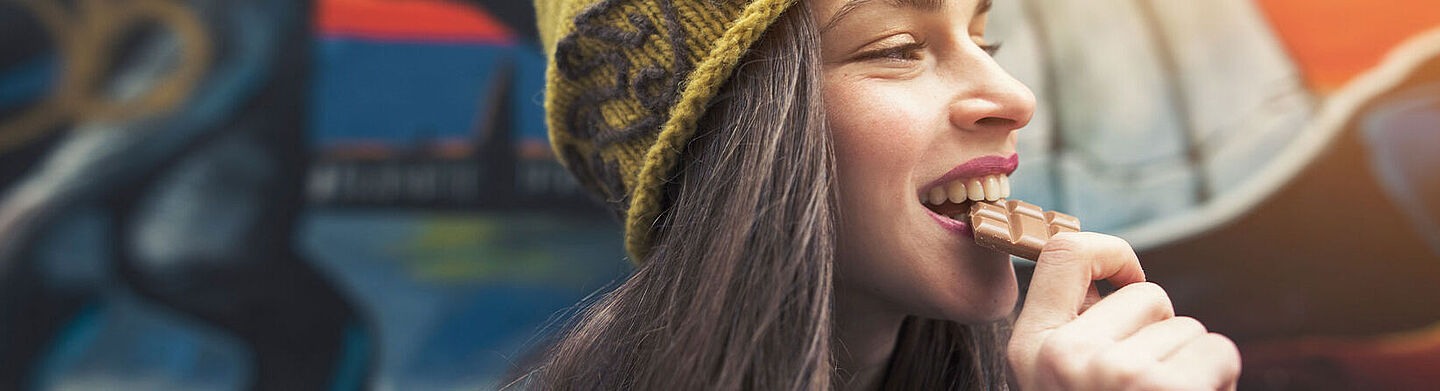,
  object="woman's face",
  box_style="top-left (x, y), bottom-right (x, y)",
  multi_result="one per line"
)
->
top-left (815, 0), bottom-right (1036, 323)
